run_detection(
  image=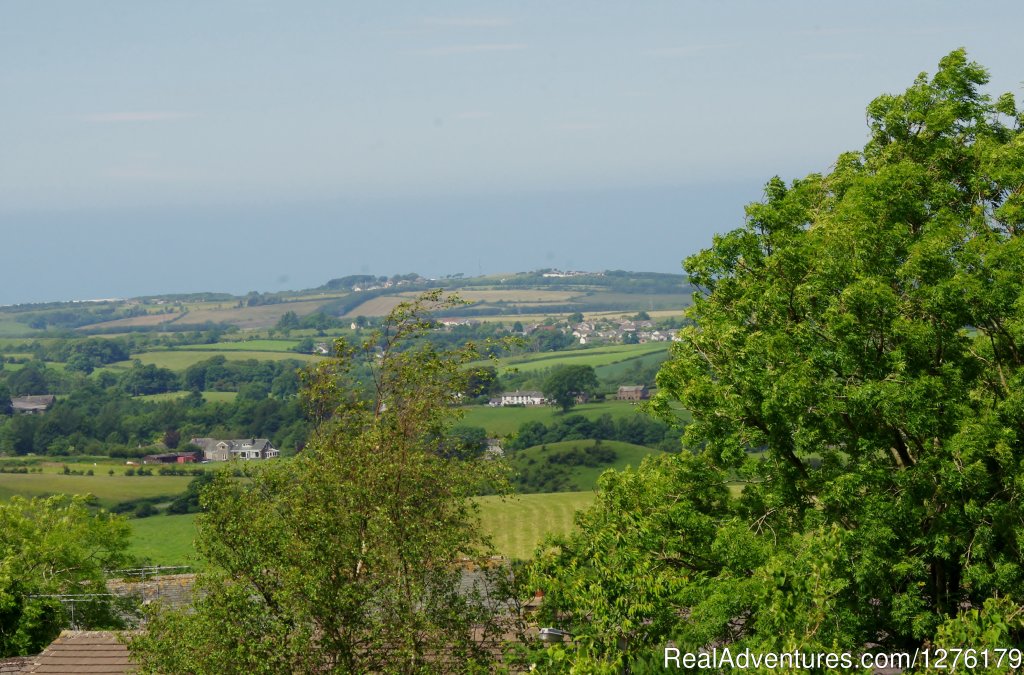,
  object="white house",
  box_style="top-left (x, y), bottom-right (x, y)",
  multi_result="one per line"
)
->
top-left (498, 390), bottom-right (546, 406)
